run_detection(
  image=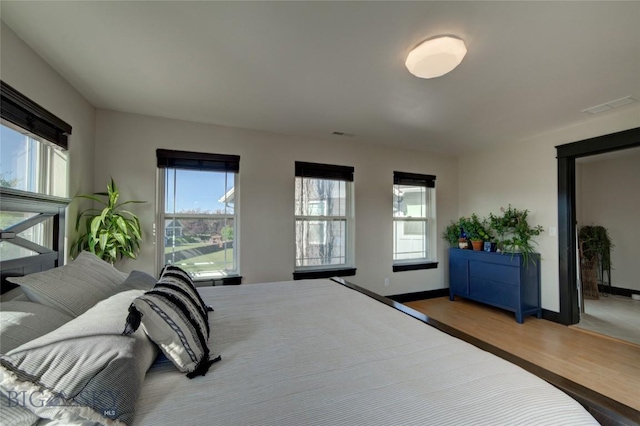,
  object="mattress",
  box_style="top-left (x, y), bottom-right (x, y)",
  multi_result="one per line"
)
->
top-left (133, 279), bottom-right (596, 425)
